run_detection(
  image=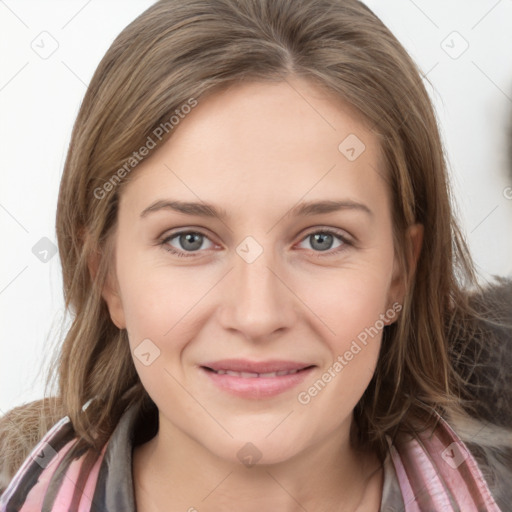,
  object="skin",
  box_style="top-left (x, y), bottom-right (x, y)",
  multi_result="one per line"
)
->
top-left (100, 77), bottom-right (423, 511)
